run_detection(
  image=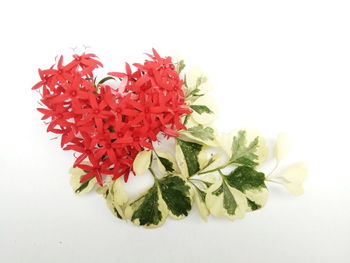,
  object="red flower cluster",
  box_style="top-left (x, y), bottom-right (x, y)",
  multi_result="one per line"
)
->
top-left (33, 49), bottom-right (191, 185)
